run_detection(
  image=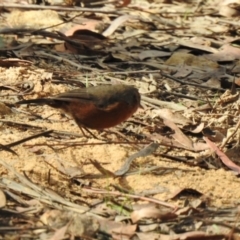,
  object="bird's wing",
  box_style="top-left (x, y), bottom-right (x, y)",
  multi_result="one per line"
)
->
top-left (52, 89), bottom-right (95, 101)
